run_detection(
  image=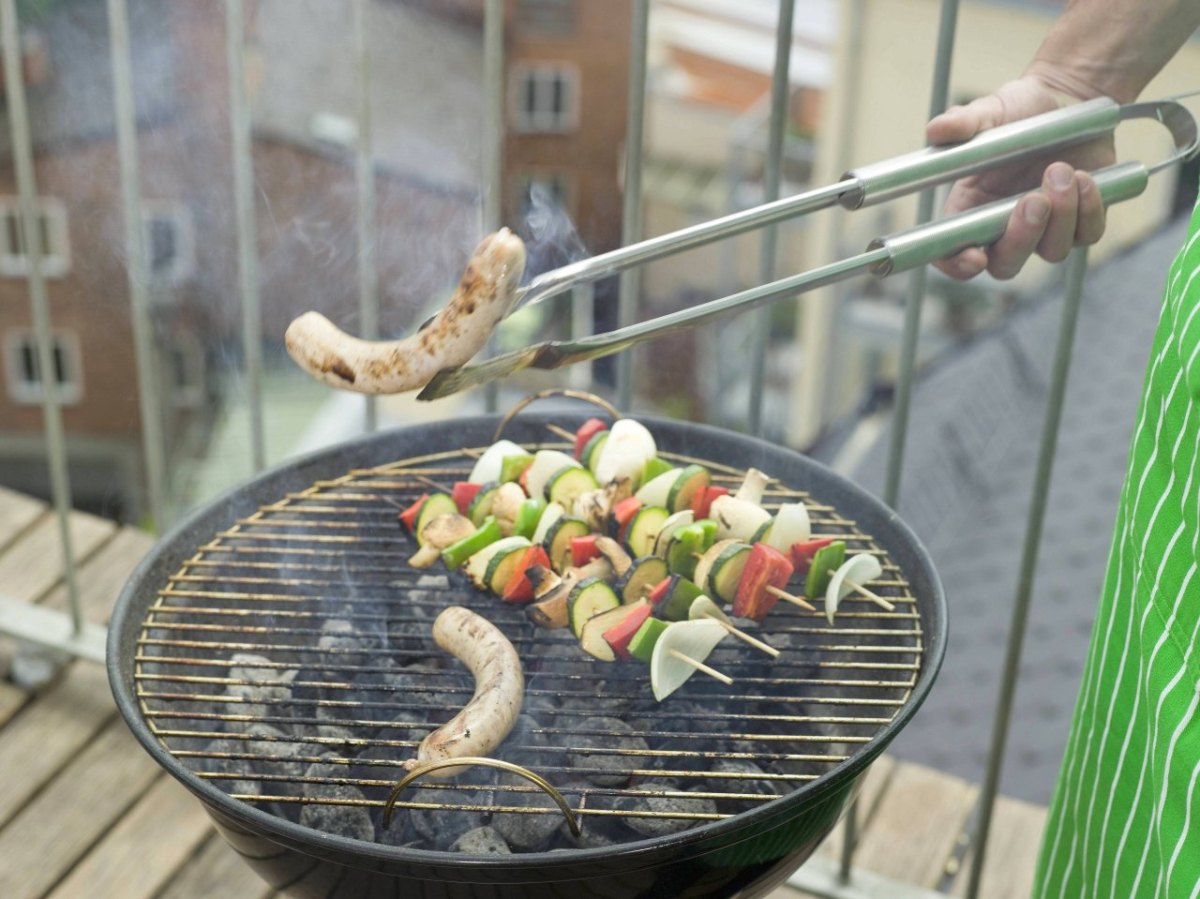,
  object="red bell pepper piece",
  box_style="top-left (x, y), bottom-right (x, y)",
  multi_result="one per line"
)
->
top-left (646, 575), bottom-right (672, 611)
top-left (734, 542), bottom-right (795, 622)
top-left (570, 534), bottom-right (602, 567)
top-left (451, 481), bottom-right (483, 516)
top-left (500, 545), bottom-right (551, 603)
top-left (574, 418), bottom-right (609, 460)
top-left (610, 496), bottom-right (643, 542)
top-left (603, 602), bottom-right (654, 660)
top-left (790, 536), bottom-right (836, 573)
top-left (399, 493), bottom-right (429, 532)
top-left (692, 484), bottom-right (729, 520)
